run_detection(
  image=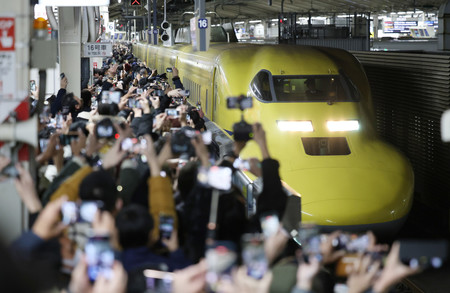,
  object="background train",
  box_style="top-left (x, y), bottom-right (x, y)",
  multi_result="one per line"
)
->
top-left (133, 28), bottom-right (414, 237)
